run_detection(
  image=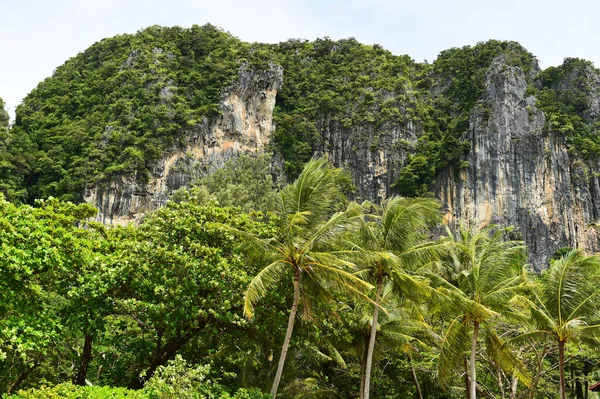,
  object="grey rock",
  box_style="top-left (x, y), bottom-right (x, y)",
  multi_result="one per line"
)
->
top-left (86, 52), bottom-right (600, 270)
